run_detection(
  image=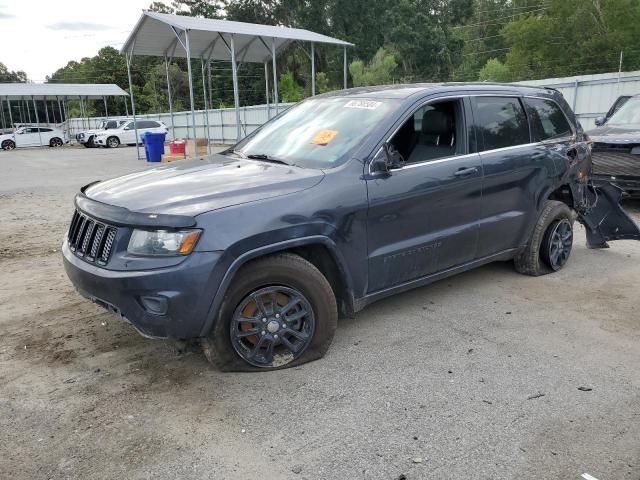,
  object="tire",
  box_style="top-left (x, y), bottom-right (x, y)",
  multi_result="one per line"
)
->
top-left (1, 139), bottom-right (15, 151)
top-left (106, 136), bottom-right (120, 148)
top-left (514, 200), bottom-right (574, 276)
top-left (49, 137), bottom-right (63, 147)
top-left (85, 136), bottom-right (95, 148)
top-left (202, 253), bottom-right (338, 371)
